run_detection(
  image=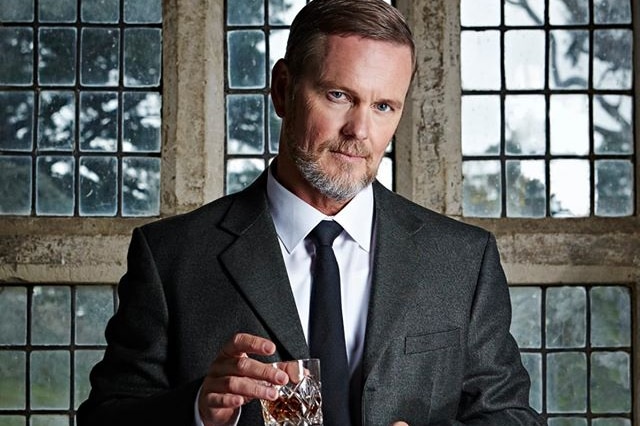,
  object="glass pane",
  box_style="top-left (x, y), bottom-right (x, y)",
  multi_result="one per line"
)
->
top-left (0, 416), bottom-right (26, 426)
top-left (82, 0), bottom-right (119, 23)
top-left (80, 91), bottom-right (118, 152)
top-left (592, 419), bottom-right (631, 426)
top-left (30, 351), bottom-right (70, 409)
top-left (594, 95), bottom-right (633, 155)
top-left (460, 30), bottom-right (500, 90)
top-left (269, 0), bottom-right (305, 25)
top-left (0, 91), bottom-right (34, 151)
top-left (227, 94), bottom-right (265, 154)
top-left (505, 95), bottom-right (545, 155)
top-left (228, 30), bottom-right (266, 89)
top-left (505, 0), bottom-right (544, 26)
top-left (461, 95), bottom-right (500, 155)
top-left (269, 29), bottom-right (289, 73)
top-left (39, 0), bottom-right (76, 23)
top-left (124, 28), bottom-right (162, 87)
top-left (595, 160), bottom-right (633, 217)
top-left (591, 287), bottom-right (631, 347)
top-left (547, 352), bottom-right (587, 413)
top-left (549, 419), bottom-right (587, 426)
top-left (0, 0), bottom-right (34, 21)
top-left (505, 30), bottom-right (545, 90)
top-left (550, 95), bottom-right (589, 155)
top-left (0, 352), bottom-right (25, 409)
top-left (74, 350), bottom-right (104, 409)
top-left (462, 160), bottom-right (501, 217)
top-left (124, 0), bottom-right (162, 23)
top-left (75, 286), bottom-right (113, 344)
top-left (122, 157), bottom-right (160, 216)
top-left (226, 158), bottom-right (265, 195)
top-left (79, 156), bottom-right (117, 216)
top-left (509, 287), bottom-right (541, 348)
top-left (594, 30), bottom-right (632, 90)
top-left (549, 30), bottom-right (588, 89)
top-left (377, 156), bottom-right (393, 190)
top-left (122, 92), bottom-right (162, 152)
top-left (591, 352), bottom-right (631, 413)
top-left (0, 156), bottom-right (32, 215)
top-left (81, 28), bottom-right (120, 86)
top-left (546, 286), bottom-right (586, 348)
top-left (228, 0), bottom-right (264, 25)
top-left (550, 159), bottom-right (590, 217)
top-left (595, 0), bottom-right (631, 24)
top-left (460, 0), bottom-right (500, 26)
top-left (38, 91), bottom-right (75, 151)
top-left (36, 156), bottom-right (75, 216)
top-left (268, 97), bottom-right (281, 154)
top-left (549, 0), bottom-right (588, 25)
top-left (0, 28), bottom-right (33, 85)
top-left (30, 415), bottom-right (68, 426)
top-left (521, 353), bottom-right (542, 412)
top-left (0, 287), bottom-right (27, 345)
top-left (38, 27), bottom-right (76, 86)
top-left (506, 160), bottom-right (546, 218)
top-left (31, 286), bottom-right (71, 345)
